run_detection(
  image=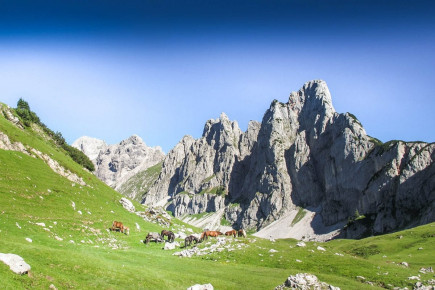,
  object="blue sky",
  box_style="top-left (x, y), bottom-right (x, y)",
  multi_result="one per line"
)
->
top-left (0, 0), bottom-right (434, 152)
